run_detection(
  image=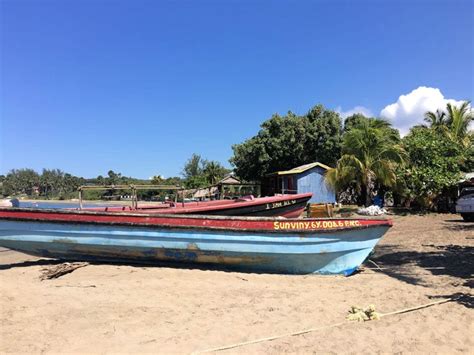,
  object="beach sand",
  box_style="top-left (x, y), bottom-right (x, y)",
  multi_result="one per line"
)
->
top-left (0, 213), bottom-right (472, 354)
